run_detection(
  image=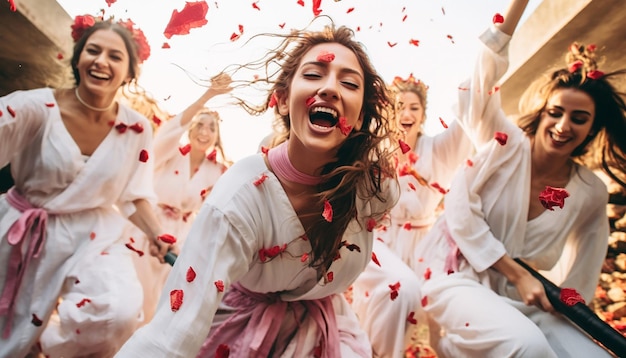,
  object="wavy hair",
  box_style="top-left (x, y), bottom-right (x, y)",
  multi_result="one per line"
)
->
top-left (517, 43), bottom-right (626, 186)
